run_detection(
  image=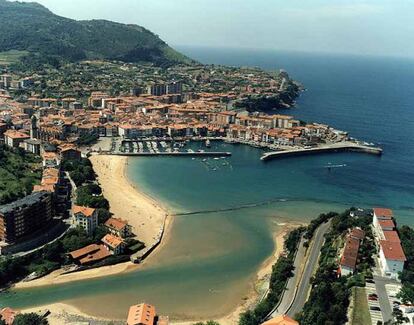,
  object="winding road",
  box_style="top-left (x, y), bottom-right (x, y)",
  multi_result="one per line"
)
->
top-left (266, 220), bottom-right (332, 320)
